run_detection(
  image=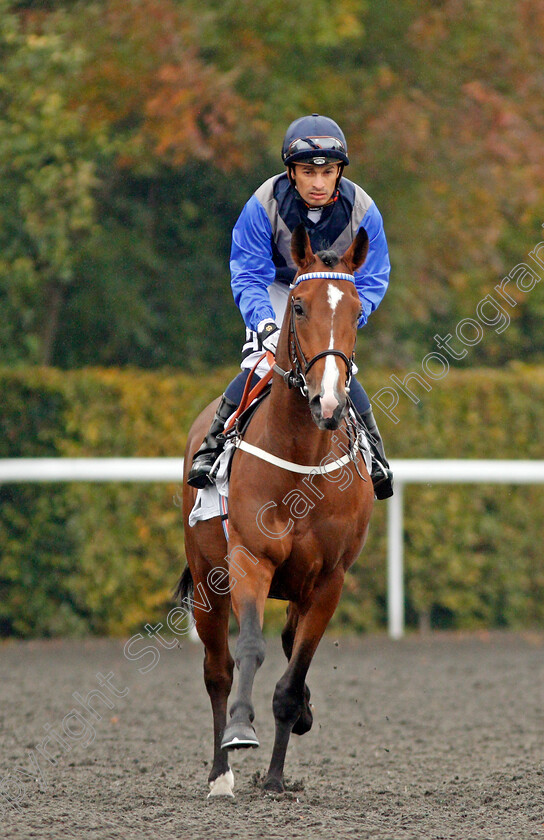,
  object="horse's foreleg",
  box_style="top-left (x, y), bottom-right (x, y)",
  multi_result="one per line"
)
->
top-left (221, 562), bottom-right (274, 751)
top-left (282, 604), bottom-right (313, 736)
top-left (221, 601), bottom-right (265, 749)
top-left (263, 571), bottom-right (345, 793)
